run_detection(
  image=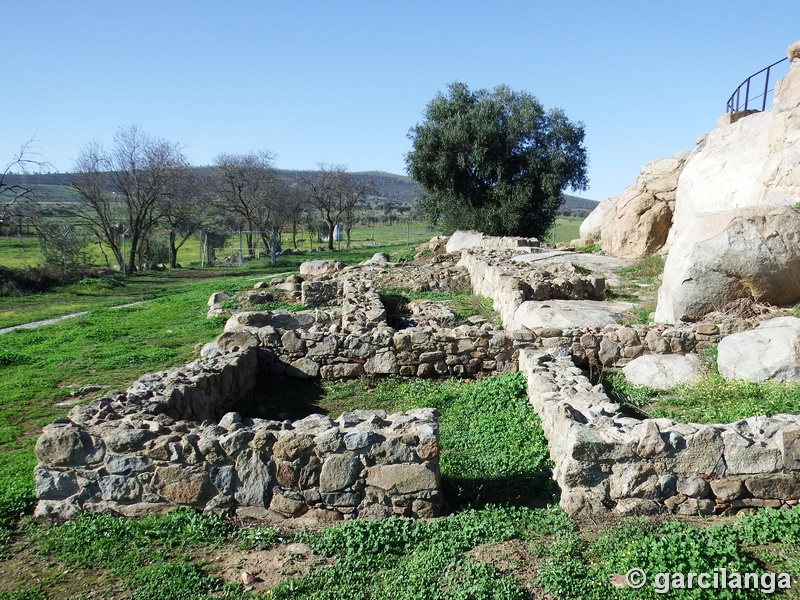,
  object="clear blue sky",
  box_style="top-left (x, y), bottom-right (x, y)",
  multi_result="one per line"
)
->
top-left (2, 1), bottom-right (797, 201)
